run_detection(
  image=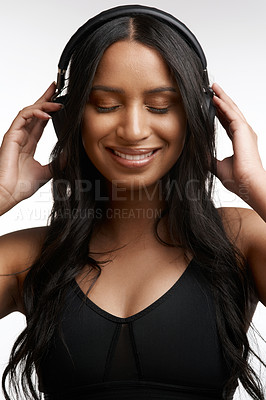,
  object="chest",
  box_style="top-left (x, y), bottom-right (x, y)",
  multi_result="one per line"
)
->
top-left (76, 244), bottom-right (192, 319)
top-left (39, 258), bottom-right (230, 396)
